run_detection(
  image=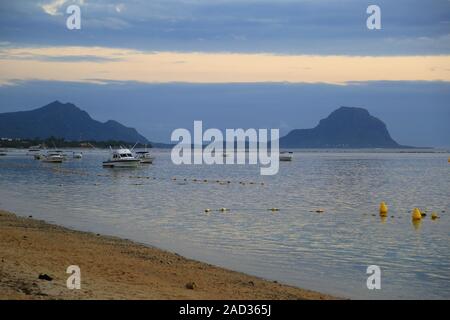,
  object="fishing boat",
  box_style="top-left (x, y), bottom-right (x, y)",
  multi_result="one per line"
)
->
top-left (102, 147), bottom-right (140, 168)
top-left (279, 151), bottom-right (293, 161)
